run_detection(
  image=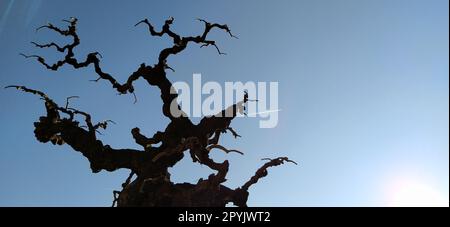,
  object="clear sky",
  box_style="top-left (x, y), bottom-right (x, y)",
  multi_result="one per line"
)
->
top-left (0, 0), bottom-right (448, 206)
